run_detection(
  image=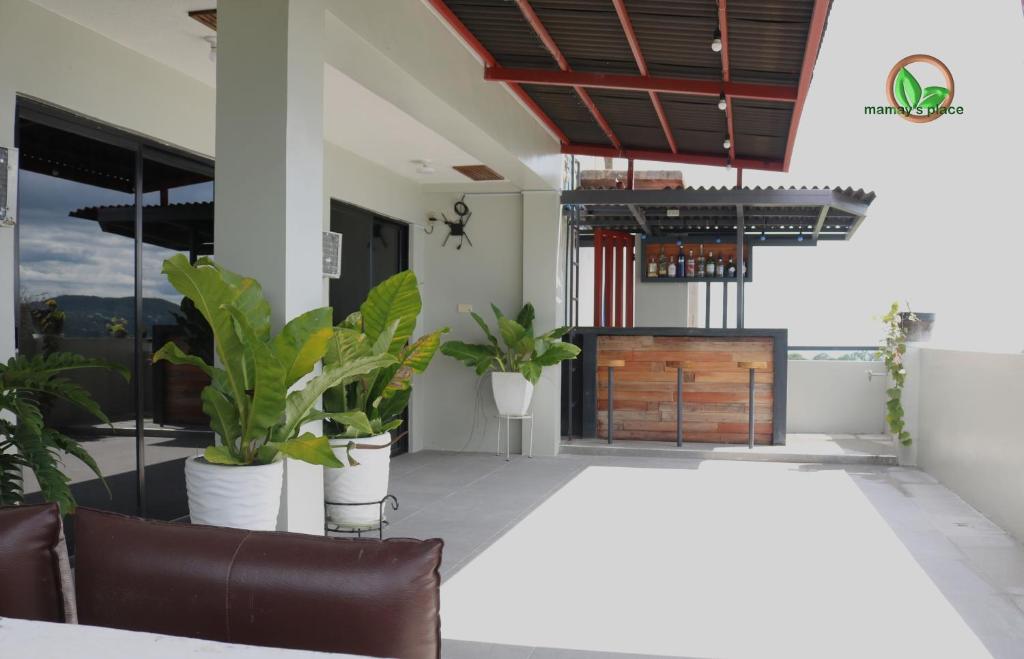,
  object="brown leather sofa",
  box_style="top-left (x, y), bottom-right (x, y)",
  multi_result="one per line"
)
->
top-left (72, 507), bottom-right (443, 659)
top-left (0, 503), bottom-right (75, 623)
